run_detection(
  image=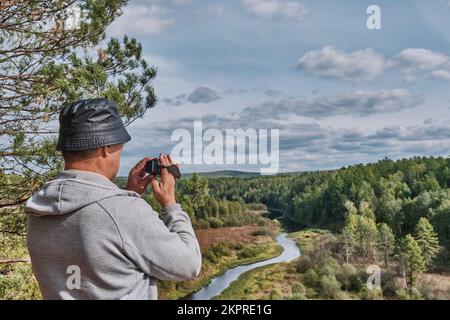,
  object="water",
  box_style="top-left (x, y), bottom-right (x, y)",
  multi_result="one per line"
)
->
top-left (185, 232), bottom-right (301, 300)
